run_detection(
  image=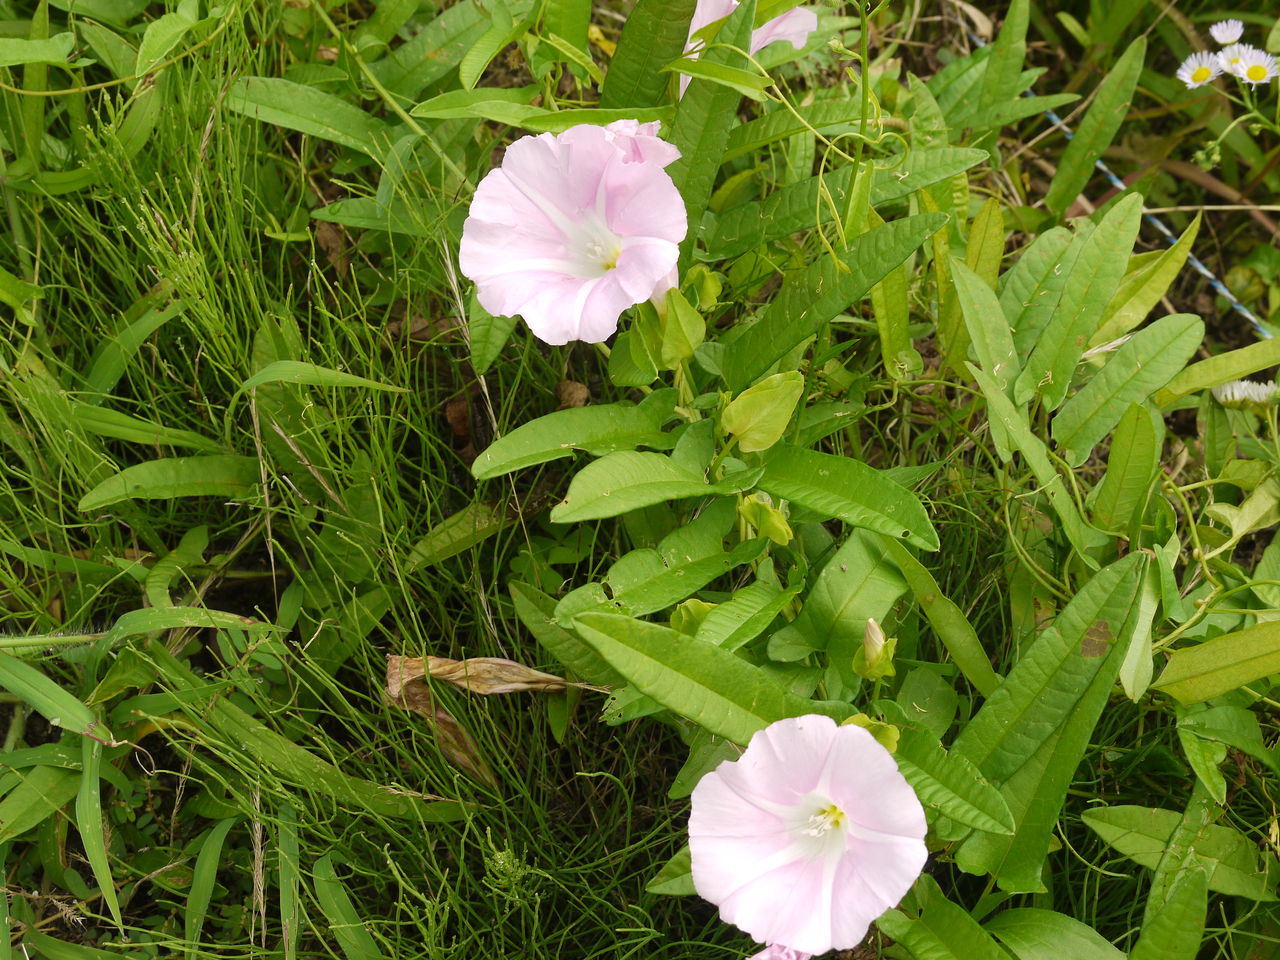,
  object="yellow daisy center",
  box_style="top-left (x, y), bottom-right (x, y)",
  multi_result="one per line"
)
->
top-left (1247, 64), bottom-right (1269, 82)
top-left (1192, 66), bottom-right (1212, 83)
